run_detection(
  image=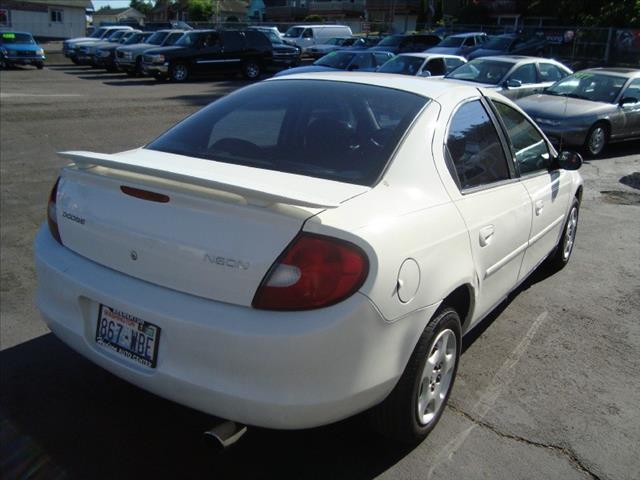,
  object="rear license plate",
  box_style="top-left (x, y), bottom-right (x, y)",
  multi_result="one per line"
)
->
top-left (95, 305), bottom-right (161, 368)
